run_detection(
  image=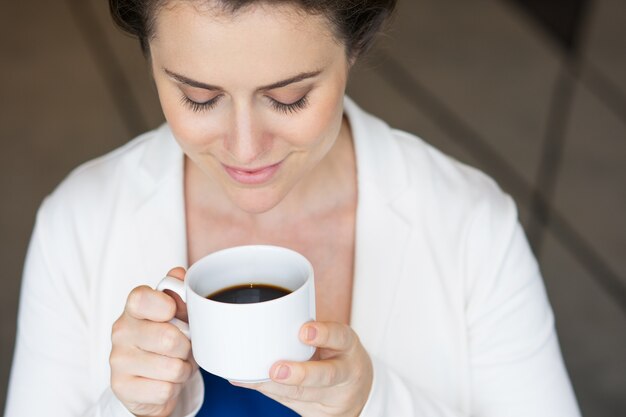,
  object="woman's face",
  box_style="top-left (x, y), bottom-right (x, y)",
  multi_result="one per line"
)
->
top-left (149, 2), bottom-right (351, 214)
